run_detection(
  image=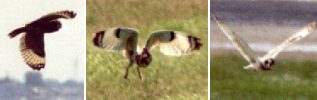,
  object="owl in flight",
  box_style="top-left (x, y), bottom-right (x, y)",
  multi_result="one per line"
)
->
top-left (93, 28), bottom-right (202, 79)
top-left (213, 15), bottom-right (315, 71)
top-left (8, 10), bottom-right (76, 70)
